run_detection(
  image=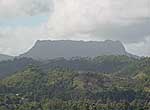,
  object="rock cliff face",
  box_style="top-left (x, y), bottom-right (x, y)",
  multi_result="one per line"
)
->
top-left (20, 40), bottom-right (133, 60)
